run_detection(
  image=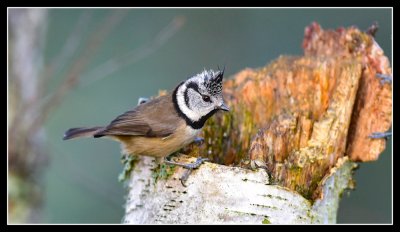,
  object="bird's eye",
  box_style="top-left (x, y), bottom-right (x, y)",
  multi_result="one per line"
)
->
top-left (202, 95), bottom-right (211, 102)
